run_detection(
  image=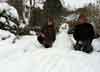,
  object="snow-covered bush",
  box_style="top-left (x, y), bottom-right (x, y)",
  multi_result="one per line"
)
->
top-left (0, 2), bottom-right (19, 35)
top-left (0, 3), bottom-right (19, 19)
